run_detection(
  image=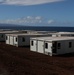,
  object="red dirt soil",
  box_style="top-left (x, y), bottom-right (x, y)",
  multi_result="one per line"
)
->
top-left (0, 42), bottom-right (74, 75)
